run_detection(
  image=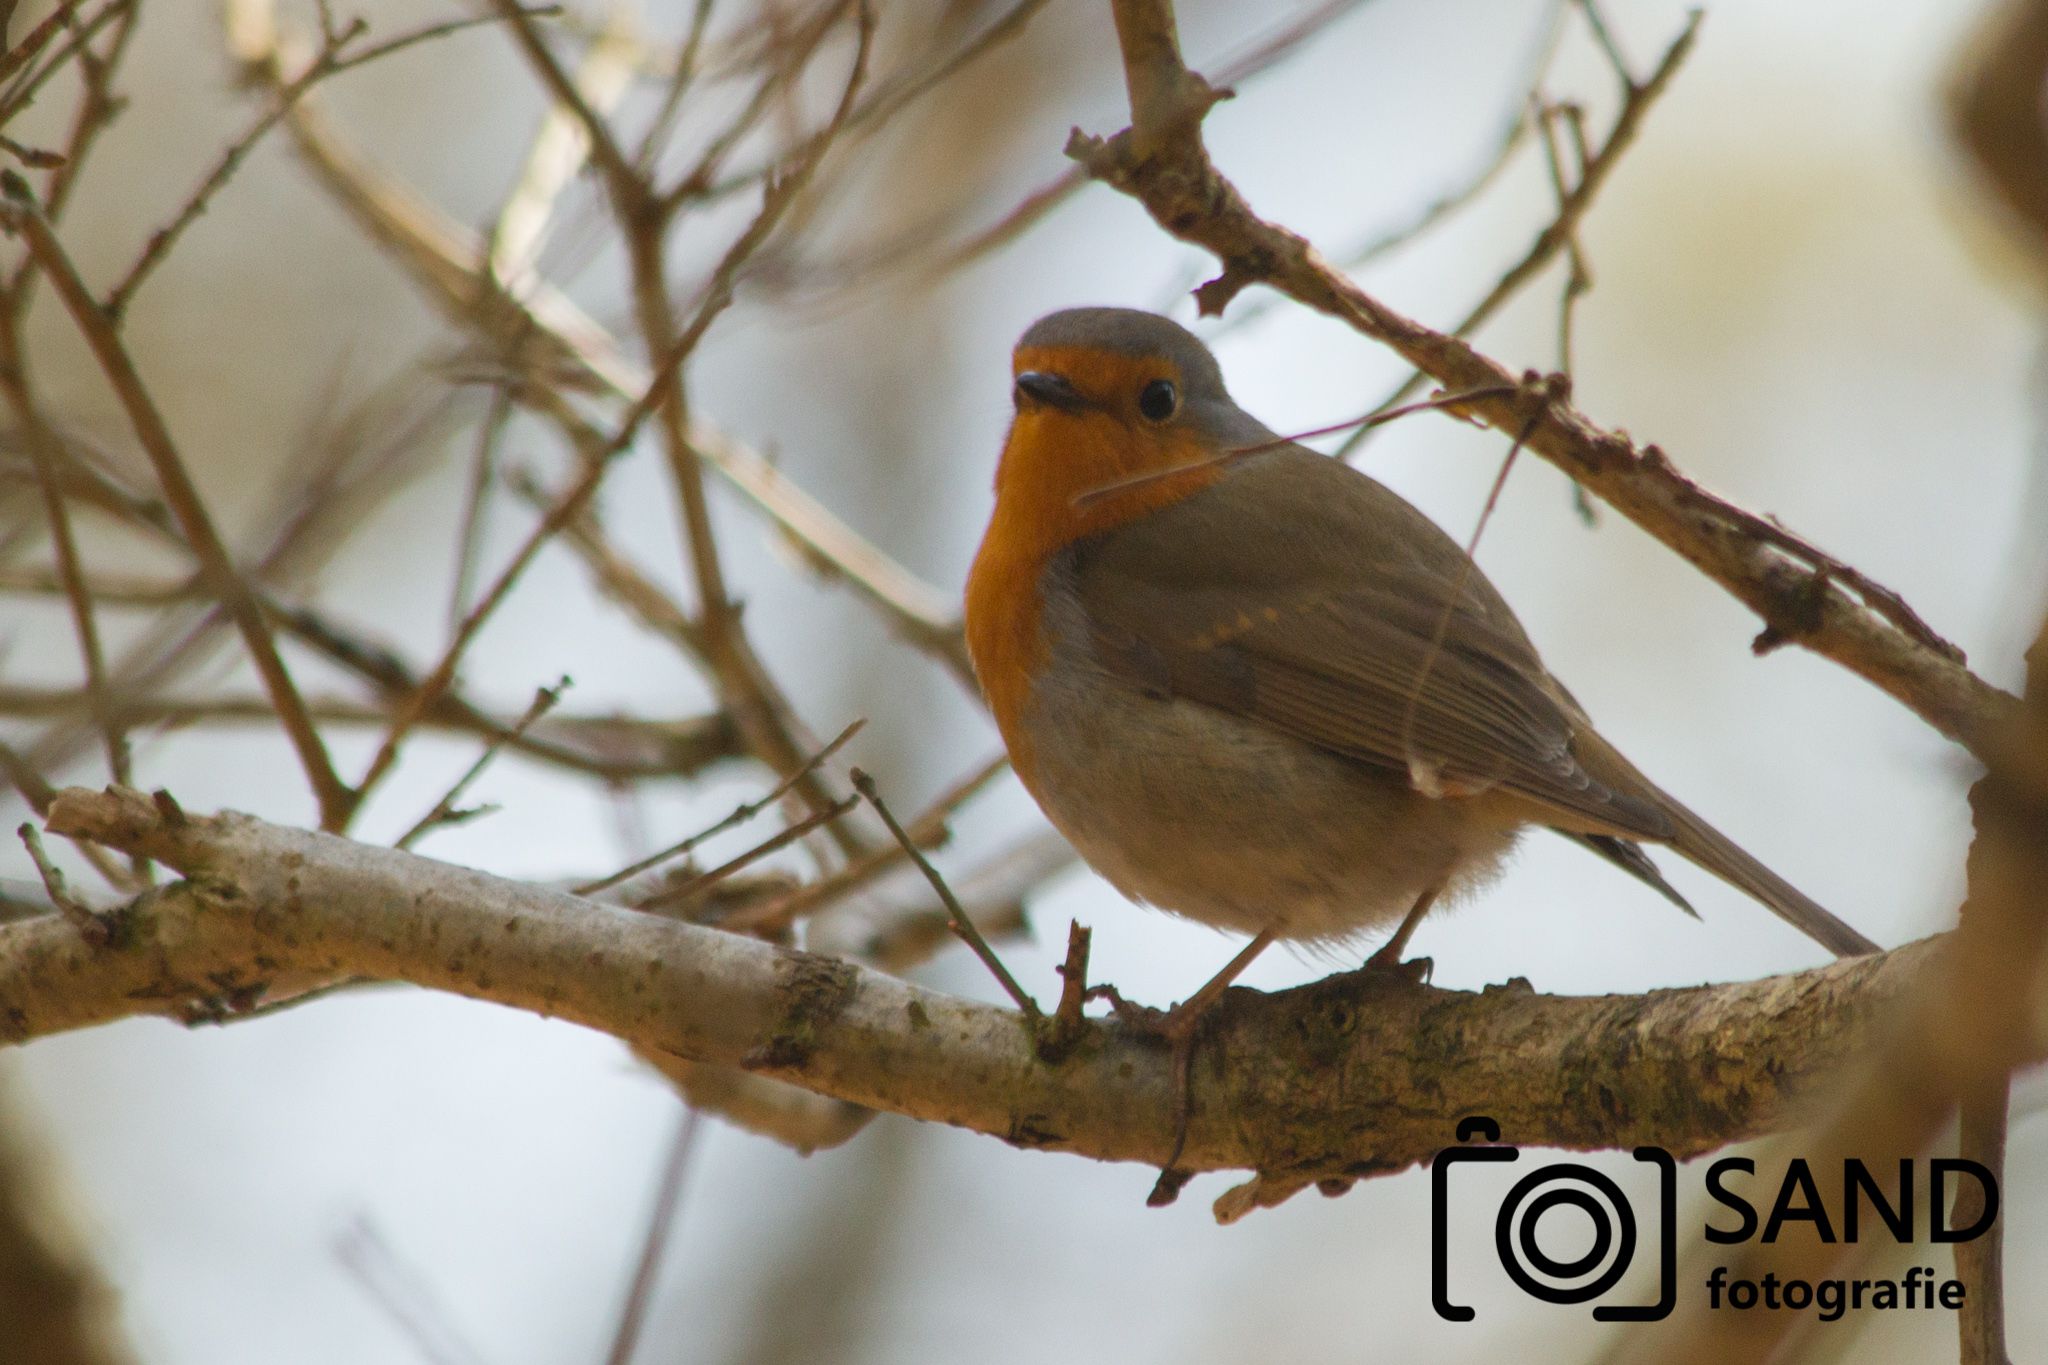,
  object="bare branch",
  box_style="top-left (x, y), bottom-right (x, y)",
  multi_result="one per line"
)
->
top-left (1069, 0), bottom-right (2017, 760)
top-left (346, 310), bottom-right (726, 814)
top-left (108, 4), bottom-right (553, 317)
top-left (0, 317), bottom-right (129, 786)
top-left (1956, 1085), bottom-right (2012, 1365)
top-left (635, 796), bottom-right (858, 914)
top-left (850, 767), bottom-right (1040, 1022)
top-left (14, 787), bottom-right (1961, 1217)
top-left (0, 176), bottom-right (353, 828)
top-left (394, 677), bottom-right (570, 850)
top-left (251, 69), bottom-right (967, 679)
top-left (575, 720), bottom-right (863, 898)
top-left (1335, 12), bottom-right (1695, 445)
top-left (603, 1108), bottom-right (702, 1365)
